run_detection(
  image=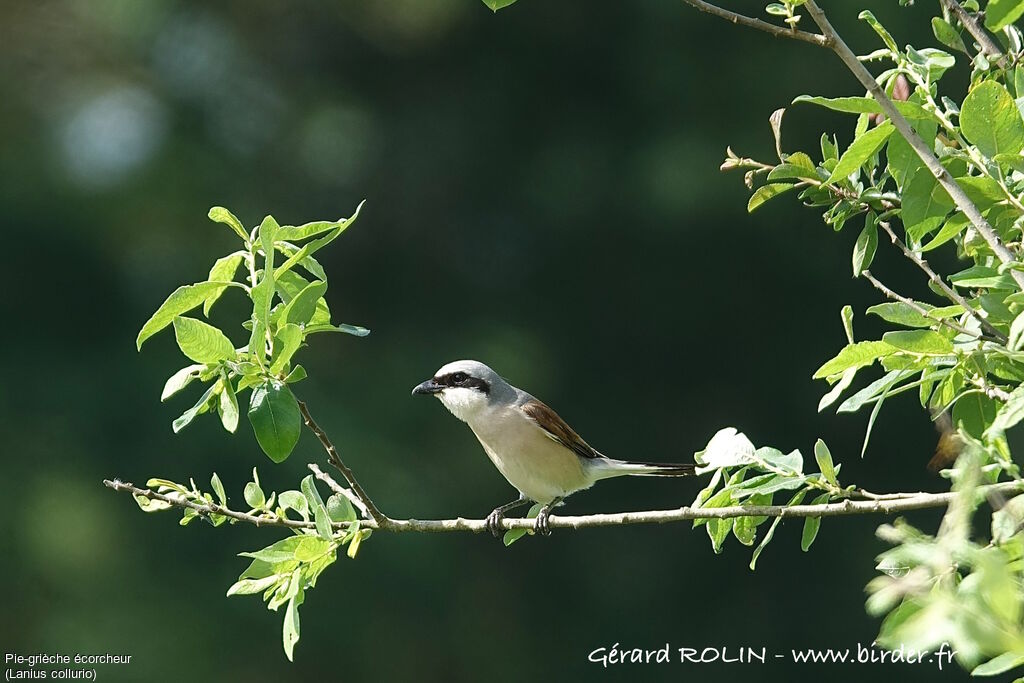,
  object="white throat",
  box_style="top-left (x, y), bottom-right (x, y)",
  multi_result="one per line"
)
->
top-left (436, 387), bottom-right (490, 424)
